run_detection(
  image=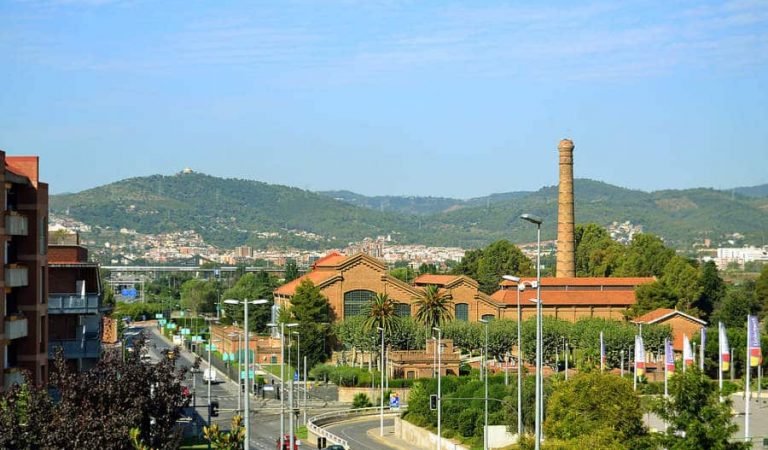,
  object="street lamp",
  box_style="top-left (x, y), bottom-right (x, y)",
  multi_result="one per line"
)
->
top-left (378, 326), bottom-right (385, 436)
top-left (224, 298), bottom-right (269, 450)
top-left (433, 326), bottom-right (442, 450)
top-left (267, 321), bottom-right (298, 448)
top-left (227, 331), bottom-right (242, 413)
top-left (520, 213), bottom-right (543, 450)
top-left (206, 333), bottom-right (222, 450)
top-left (479, 318), bottom-right (490, 450)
